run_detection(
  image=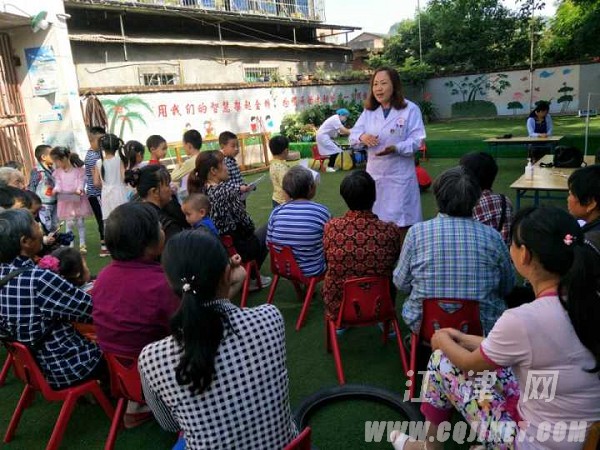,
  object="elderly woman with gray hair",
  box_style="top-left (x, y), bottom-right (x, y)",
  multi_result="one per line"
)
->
top-left (0, 167), bottom-right (25, 190)
top-left (266, 165), bottom-right (331, 277)
top-left (393, 166), bottom-right (515, 335)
